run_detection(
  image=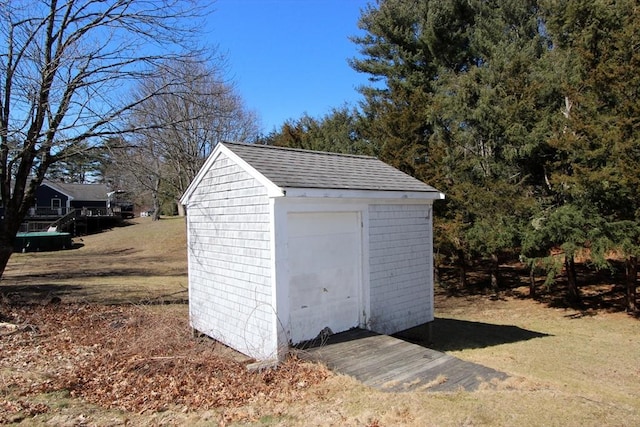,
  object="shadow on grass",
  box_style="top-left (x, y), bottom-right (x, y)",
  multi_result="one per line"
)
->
top-left (0, 282), bottom-right (188, 306)
top-left (1, 283), bottom-right (83, 306)
top-left (4, 263), bottom-right (180, 281)
top-left (395, 318), bottom-right (551, 352)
